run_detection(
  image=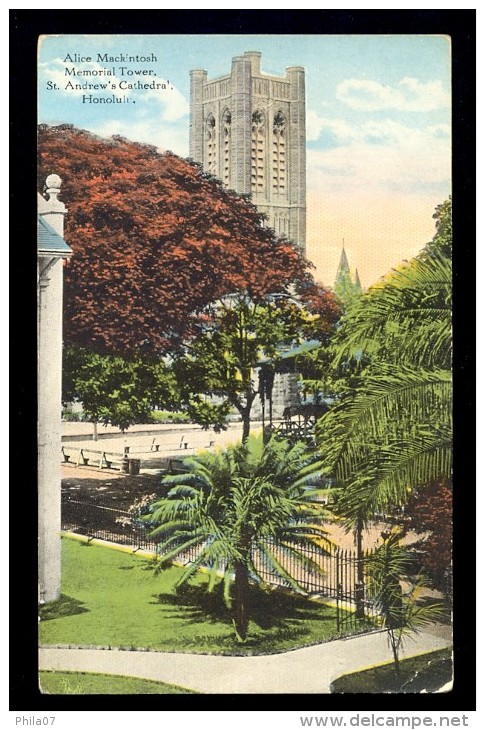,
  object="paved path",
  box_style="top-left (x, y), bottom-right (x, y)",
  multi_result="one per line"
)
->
top-left (61, 421), bottom-right (264, 469)
top-left (39, 626), bottom-right (451, 694)
top-left (62, 420), bottom-right (263, 446)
